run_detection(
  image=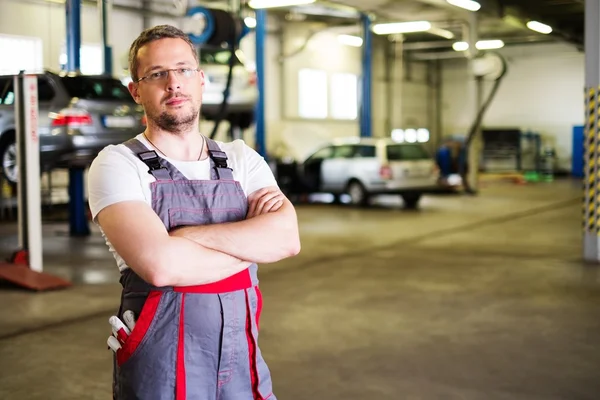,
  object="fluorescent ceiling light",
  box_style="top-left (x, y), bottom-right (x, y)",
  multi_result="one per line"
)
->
top-left (452, 42), bottom-right (469, 51)
top-left (244, 17), bottom-right (257, 28)
top-left (249, 0), bottom-right (315, 9)
top-left (338, 35), bottom-right (363, 47)
top-left (452, 40), bottom-right (504, 51)
top-left (476, 39), bottom-right (504, 49)
top-left (526, 20), bottom-right (552, 34)
top-left (372, 21), bottom-right (431, 35)
top-left (428, 27), bottom-right (455, 39)
top-left (446, 0), bottom-right (481, 12)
